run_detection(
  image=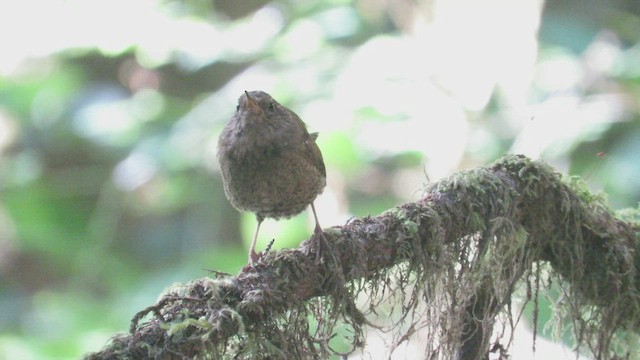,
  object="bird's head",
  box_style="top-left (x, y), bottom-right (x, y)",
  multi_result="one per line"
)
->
top-left (236, 91), bottom-right (282, 122)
